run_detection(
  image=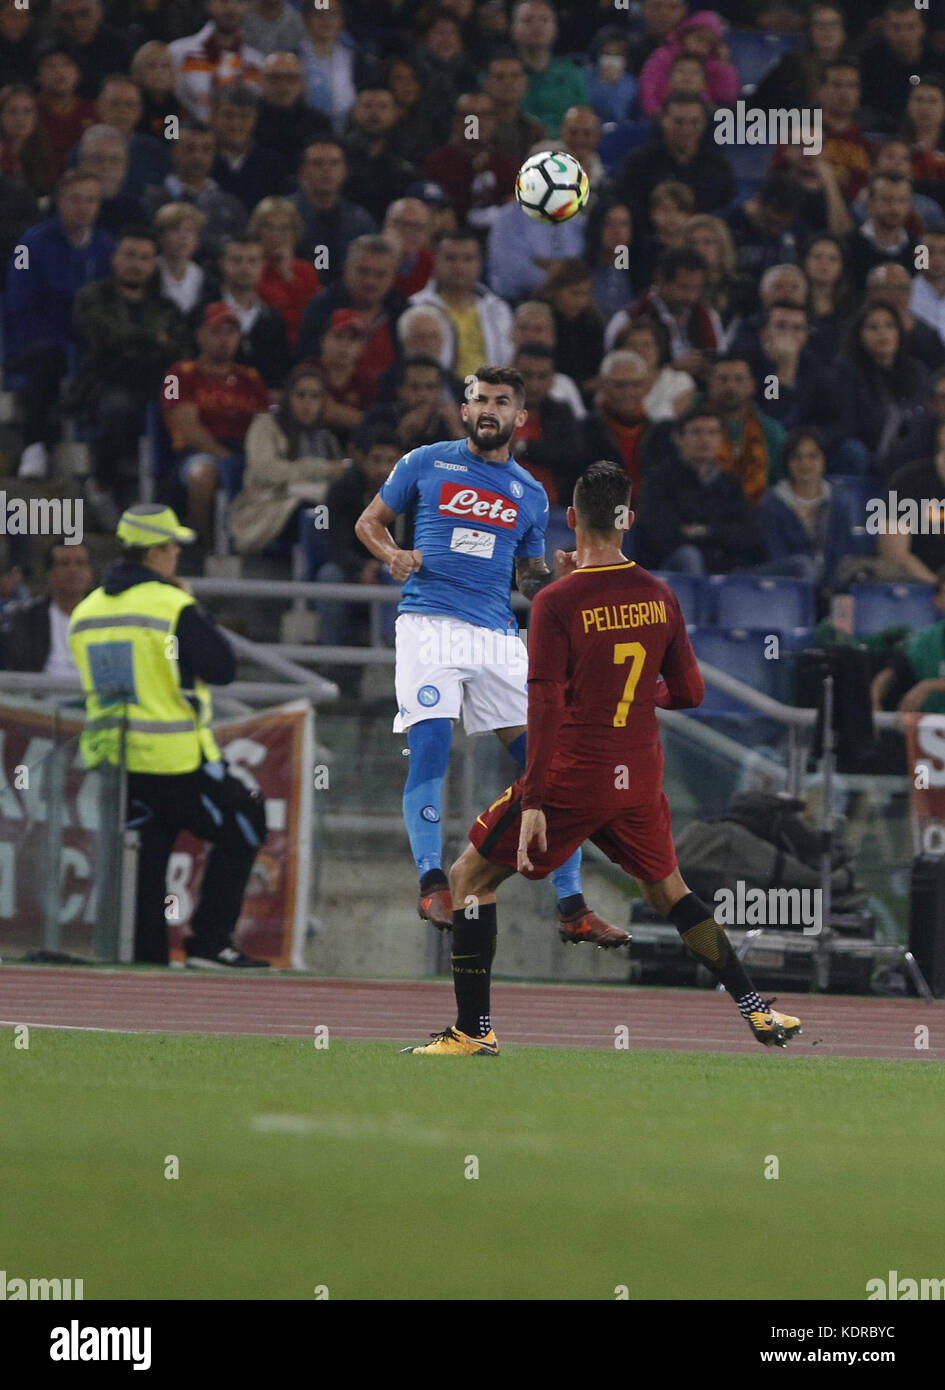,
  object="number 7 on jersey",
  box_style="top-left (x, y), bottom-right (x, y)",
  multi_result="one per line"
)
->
top-left (613, 642), bottom-right (646, 727)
